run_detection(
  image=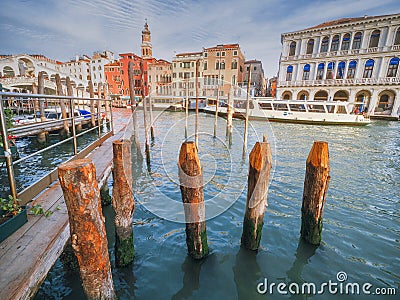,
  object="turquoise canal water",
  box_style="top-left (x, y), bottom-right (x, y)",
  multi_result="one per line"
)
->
top-left (35, 111), bottom-right (399, 299)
